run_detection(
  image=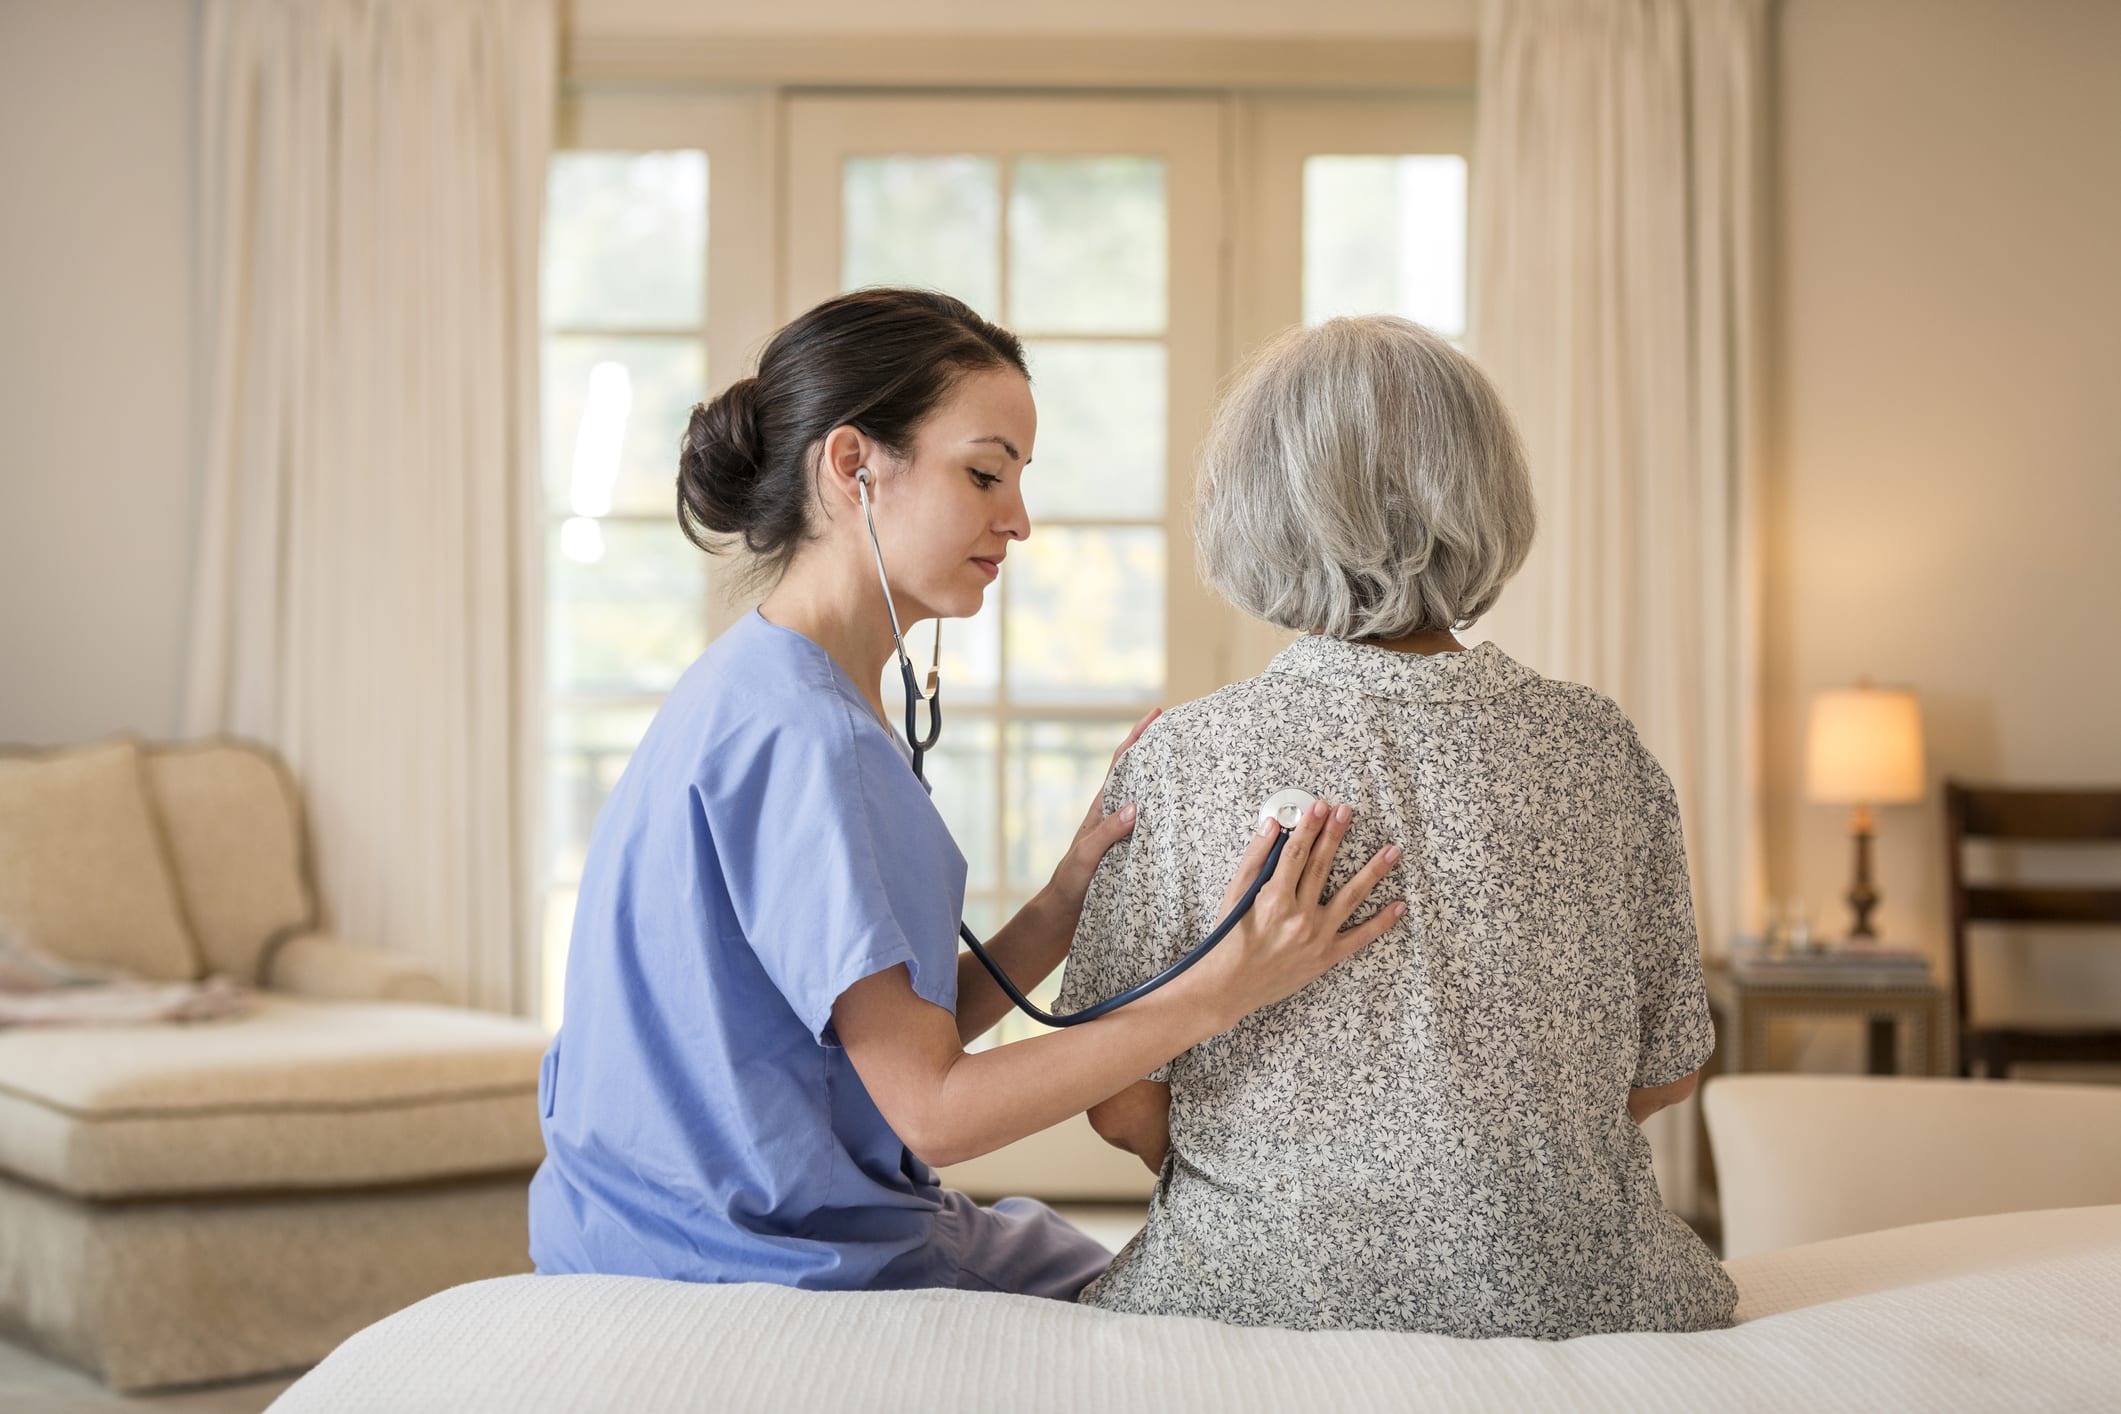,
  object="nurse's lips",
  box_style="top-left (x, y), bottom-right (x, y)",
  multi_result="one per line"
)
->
top-left (971, 555), bottom-right (1003, 580)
